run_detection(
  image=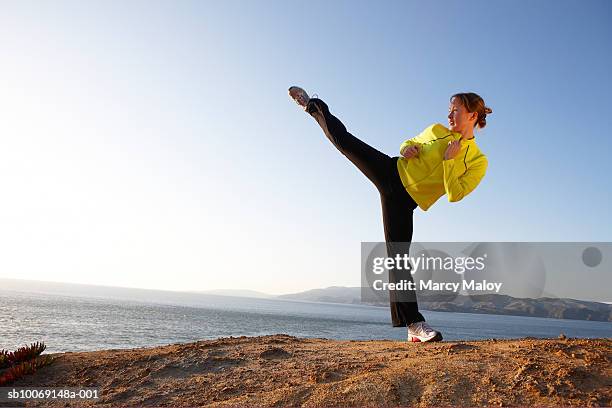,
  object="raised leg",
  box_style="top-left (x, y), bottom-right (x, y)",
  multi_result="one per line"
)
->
top-left (307, 98), bottom-right (394, 194)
